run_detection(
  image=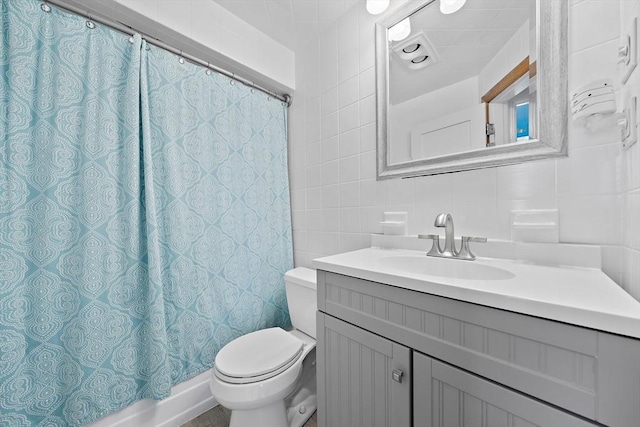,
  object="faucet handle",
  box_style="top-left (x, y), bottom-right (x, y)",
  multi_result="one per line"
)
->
top-left (458, 236), bottom-right (487, 261)
top-left (465, 236), bottom-right (487, 243)
top-left (418, 234), bottom-right (442, 256)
